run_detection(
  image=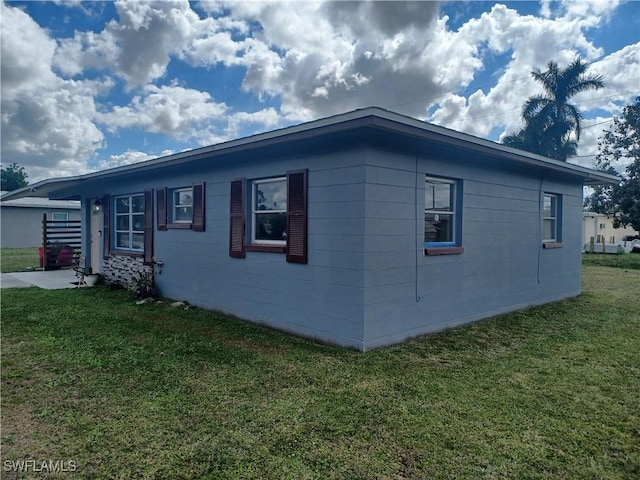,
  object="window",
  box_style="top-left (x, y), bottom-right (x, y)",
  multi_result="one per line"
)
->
top-left (229, 170), bottom-right (307, 263)
top-left (156, 183), bottom-right (205, 231)
top-left (425, 177), bottom-right (456, 245)
top-left (424, 176), bottom-right (463, 255)
top-left (542, 194), bottom-right (560, 242)
top-left (251, 177), bottom-right (287, 245)
top-left (170, 187), bottom-right (193, 224)
top-left (114, 194), bottom-right (145, 251)
top-left (52, 212), bottom-right (69, 226)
